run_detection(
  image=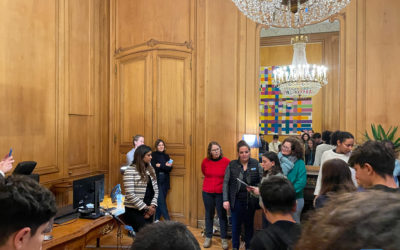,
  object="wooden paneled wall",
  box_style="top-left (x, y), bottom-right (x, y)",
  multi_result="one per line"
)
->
top-left (110, 0), bottom-right (259, 226)
top-left (337, 0), bottom-right (400, 140)
top-left (110, 0), bottom-right (196, 224)
top-left (194, 0), bottom-right (260, 226)
top-left (0, 0), bottom-right (109, 199)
